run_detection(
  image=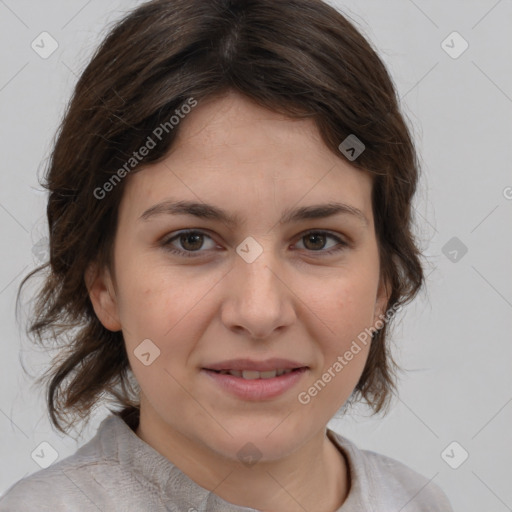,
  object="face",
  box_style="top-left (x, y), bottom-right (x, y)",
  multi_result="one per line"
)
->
top-left (88, 90), bottom-right (389, 463)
